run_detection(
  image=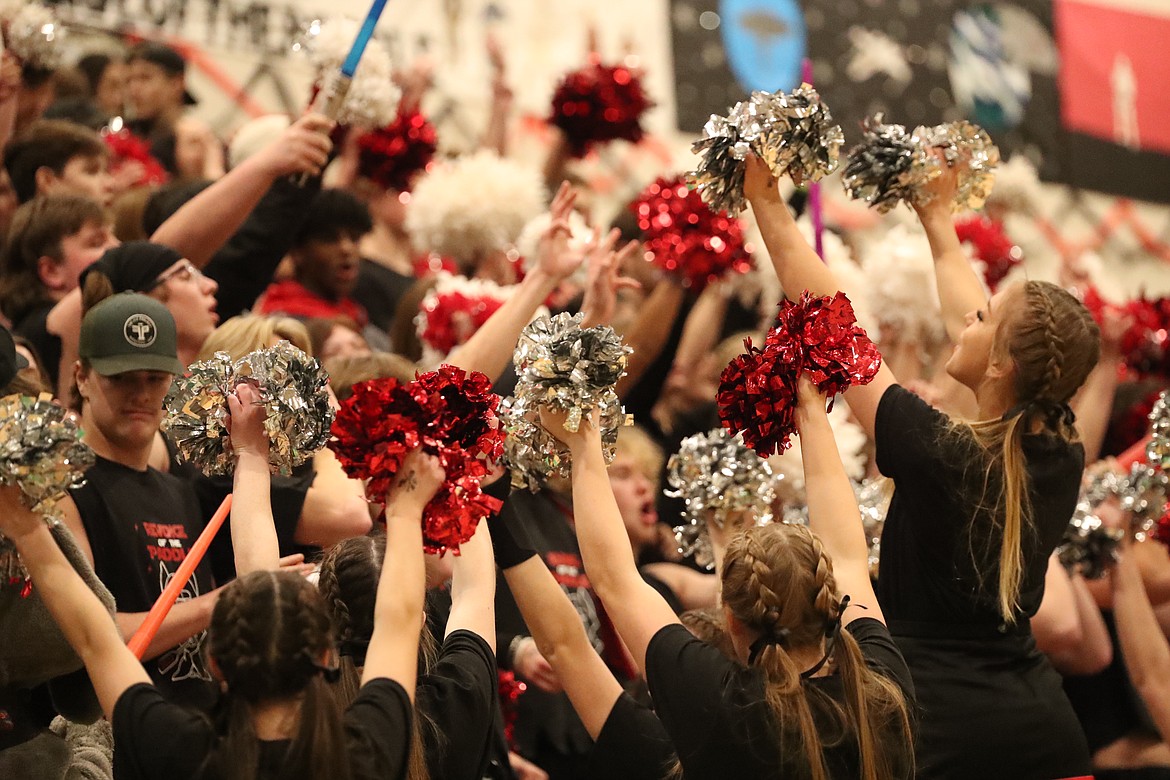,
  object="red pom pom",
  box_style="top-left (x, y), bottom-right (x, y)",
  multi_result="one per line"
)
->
top-left (1155, 508), bottom-right (1170, 548)
top-left (356, 109), bottom-right (438, 192)
top-left (329, 365), bottom-right (505, 555)
top-left (718, 292), bottom-right (881, 456)
top-left (497, 670), bottom-right (527, 749)
top-left (1120, 296), bottom-right (1170, 379)
top-left (549, 61), bottom-right (653, 157)
top-left (102, 128), bottom-right (169, 188)
top-left (418, 284), bottom-right (507, 357)
top-left (633, 176), bottom-right (752, 291)
top-left (955, 215), bottom-right (1020, 291)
